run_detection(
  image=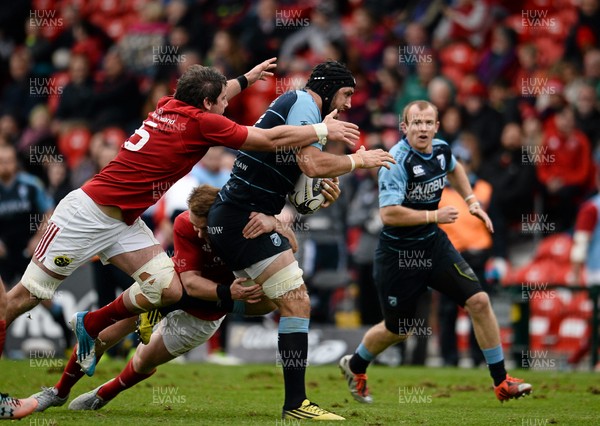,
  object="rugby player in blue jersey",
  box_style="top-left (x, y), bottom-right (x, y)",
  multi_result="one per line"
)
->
top-left (339, 100), bottom-right (532, 404)
top-left (207, 61), bottom-right (394, 420)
